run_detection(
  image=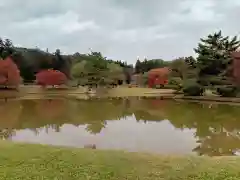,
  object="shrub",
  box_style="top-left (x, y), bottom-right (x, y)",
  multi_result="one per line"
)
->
top-left (197, 78), bottom-right (209, 86)
top-left (158, 77), bottom-right (181, 91)
top-left (197, 76), bottom-right (233, 86)
top-left (168, 77), bottom-right (182, 86)
top-left (183, 80), bottom-right (204, 96)
top-left (162, 84), bottom-right (182, 91)
top-left (0, 57), bottom-right (21, 88)
top-left (36, 69), bottom-right (67, 86)
top-left (216, 86), bottom-right (238, 97)
top-left (209, 77), bottom-right (232, 86)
